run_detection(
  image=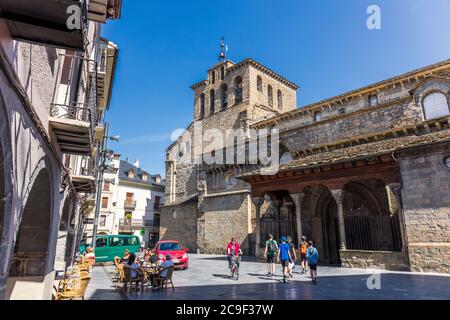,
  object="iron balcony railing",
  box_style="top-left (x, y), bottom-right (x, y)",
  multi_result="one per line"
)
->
top-left (50, 52), bottom-right (102, 147)
top-left (119, 219), bottom-right (144, 227)
top-left (124, 200), bottom-right (137, 209)
top-left (144, 219), bottom-right (160, 227)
